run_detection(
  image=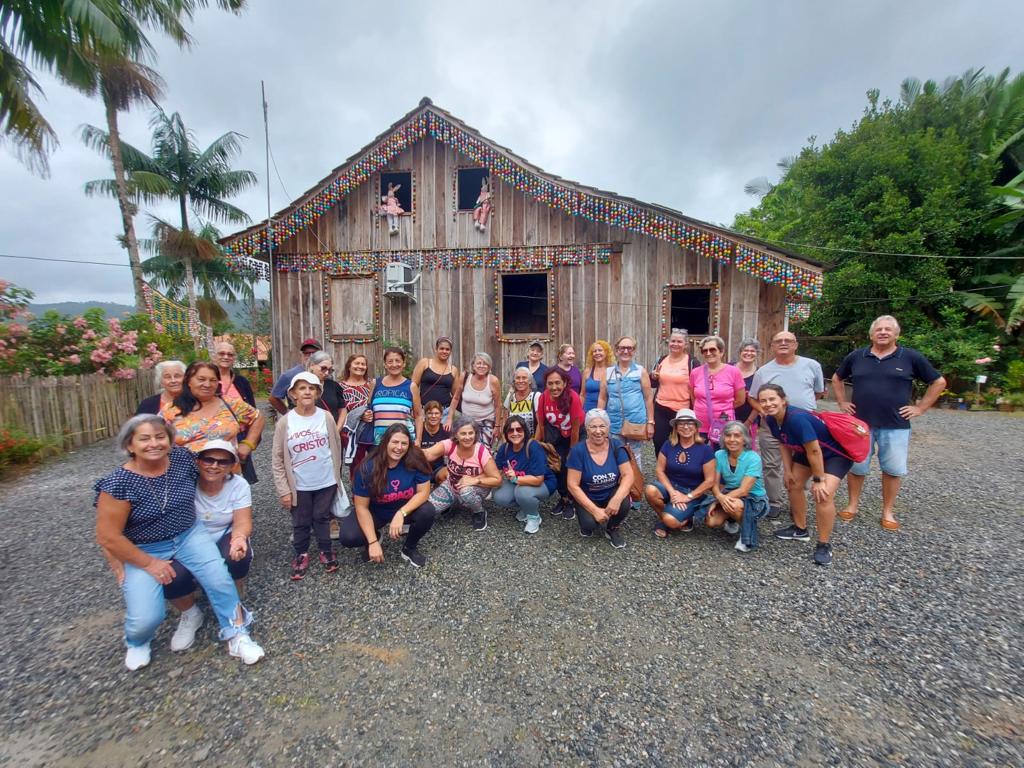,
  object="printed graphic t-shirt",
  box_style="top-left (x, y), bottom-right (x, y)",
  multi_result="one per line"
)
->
top-left (286, 408), bottom-right (336, 491)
